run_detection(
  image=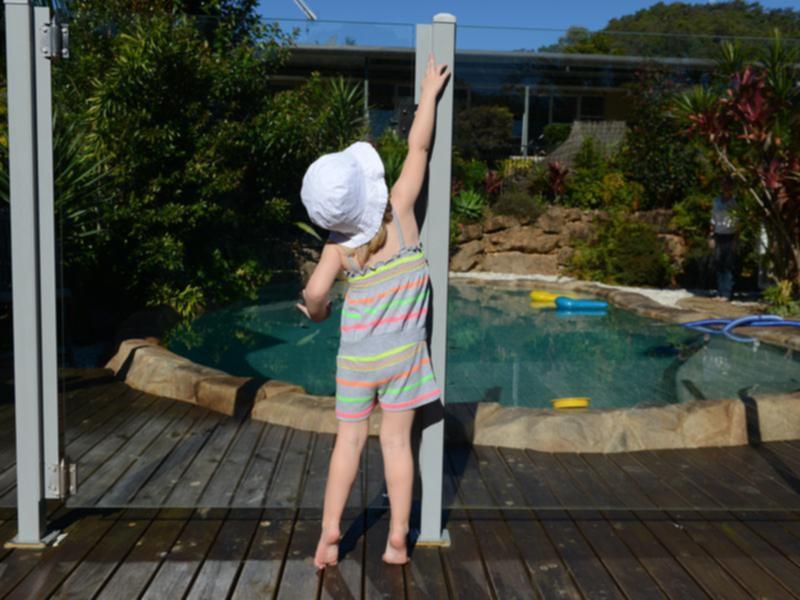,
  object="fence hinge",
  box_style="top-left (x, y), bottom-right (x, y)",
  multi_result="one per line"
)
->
top-left (46, 457), bottom-right (77, 499)
top-left (40, 13), bottom-right (69, 61)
